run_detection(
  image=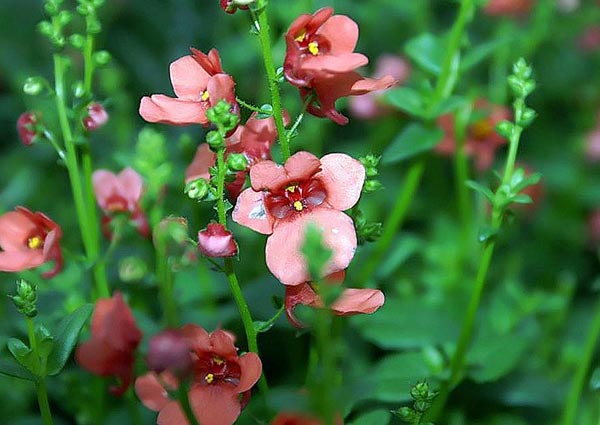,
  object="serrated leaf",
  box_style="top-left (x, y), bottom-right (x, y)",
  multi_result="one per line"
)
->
top-left (384, 87), bottom-right (425, 118)
top-left (47, 304), bottom-right (93, 376)
top-left (8, 338), bottom-right (38, 375)
top-left (405, 33), bottom-right (445, 75)
top-left (382, 123), bottom-right (444, 164)
top-left (0, 358), bottom-right (37, 382)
